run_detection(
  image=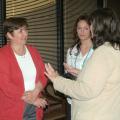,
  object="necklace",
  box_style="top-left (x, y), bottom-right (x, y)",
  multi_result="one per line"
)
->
top-left (71, 47), bottom-right (92, 68)
top-left (20, 53), bottom-right (26, 58)
top-left (12, 46), bottom-right (26, 58)
top-left (81, 47), bottom-right (92, 68)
